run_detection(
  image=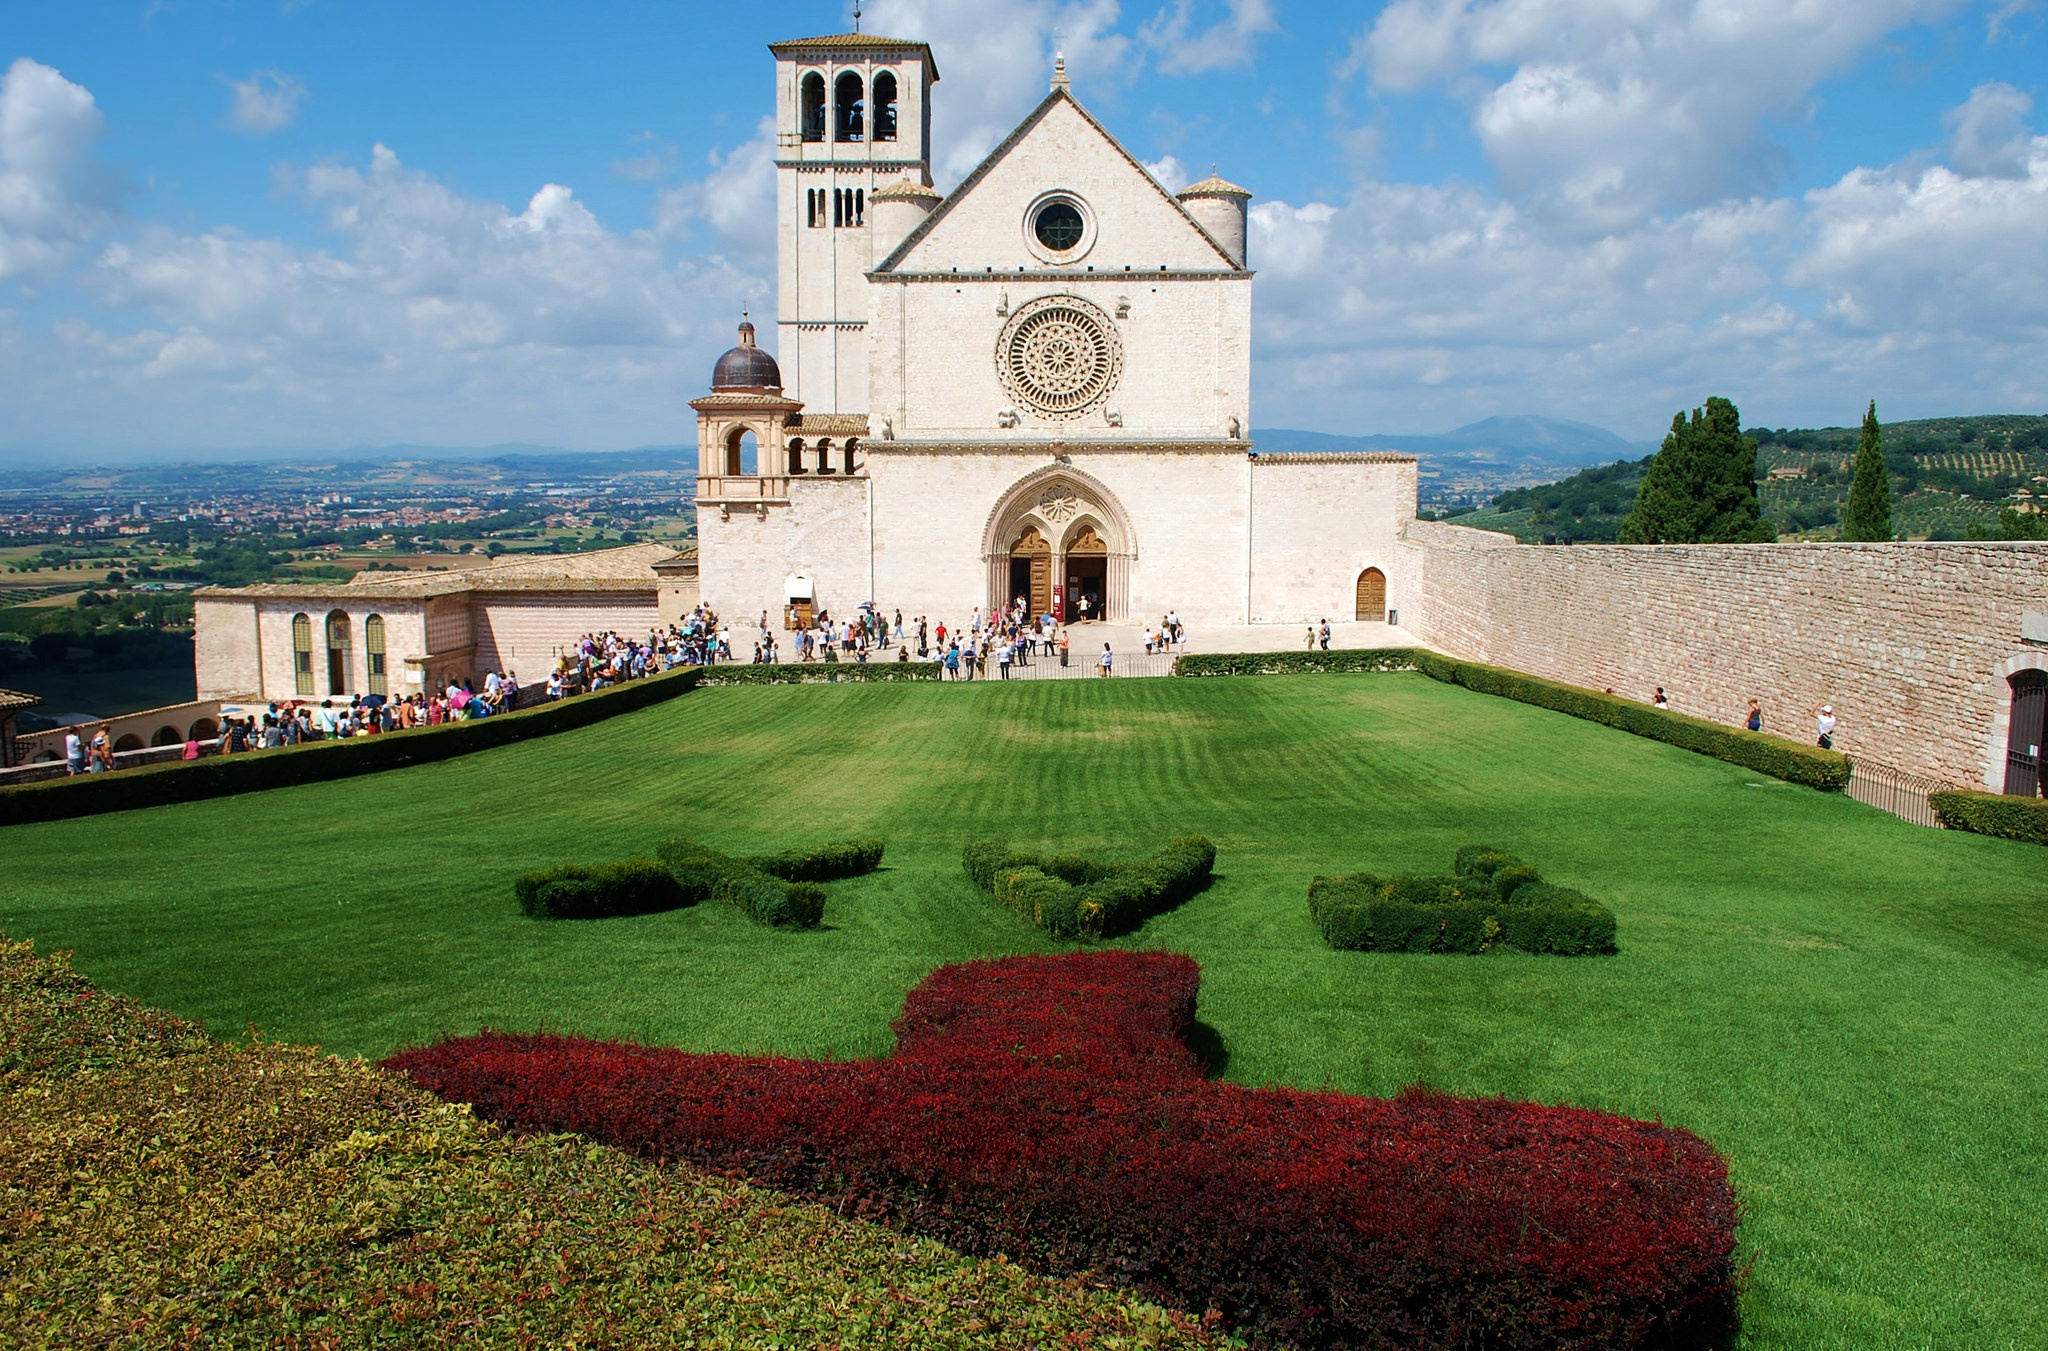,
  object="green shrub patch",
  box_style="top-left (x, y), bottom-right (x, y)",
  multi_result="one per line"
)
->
top-left (516, 859), bottom-right (688, 920)
top-left (1930, 790), bottom-right (2048, 846)
top-left (697, 664), bottom-right (942, 685)
top-left (964, 836), bottom-right (1215, 938)
top-left (750, 838), bottom-right (887, 882)
top-left (1310, 846), bottom-right (1617, 955)
top-left (1171, 649), bottom-right (1422, 676)
top-left (657, 839), bottom-right (850, 929)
